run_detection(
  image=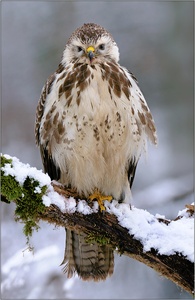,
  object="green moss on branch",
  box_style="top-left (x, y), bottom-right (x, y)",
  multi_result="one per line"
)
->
top-left (1, 155), bottom-right (47, 239)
